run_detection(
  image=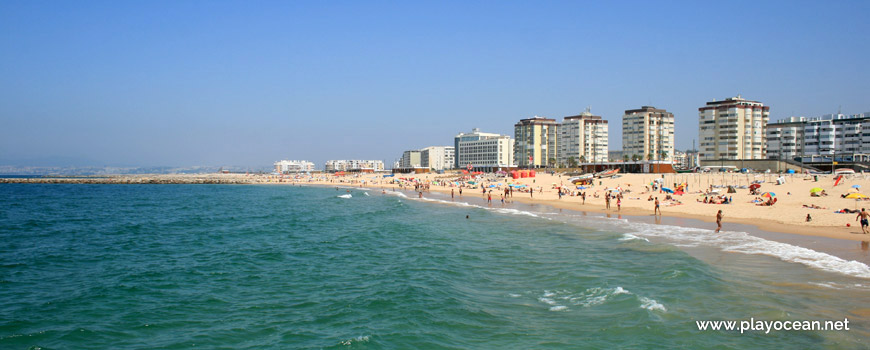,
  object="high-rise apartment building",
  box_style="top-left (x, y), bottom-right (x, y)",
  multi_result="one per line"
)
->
top-left (698, 95), bottom-right (769, 160)
top-left (558, 110), bottom-right (608, 165)
top-left (514, 116), bottom-right (559, 168)
top-left (454, 128), bottom-right (514, 171)
top-left (622, 106), bottom-right (675, 161)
